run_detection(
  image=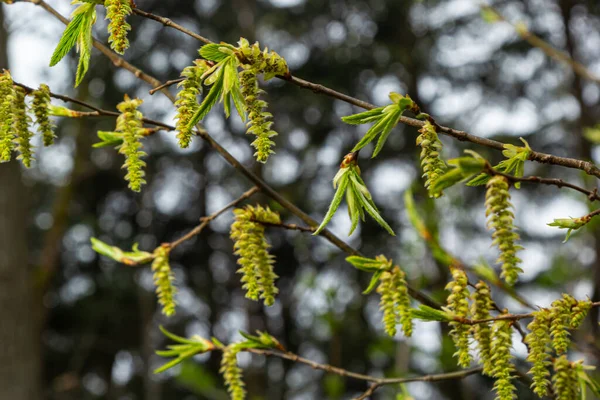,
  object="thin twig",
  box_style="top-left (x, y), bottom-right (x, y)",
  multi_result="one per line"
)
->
top-left (170, 187), bottom-right (259, 249)
top-left (149, 78), bottom-right (185, 95)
